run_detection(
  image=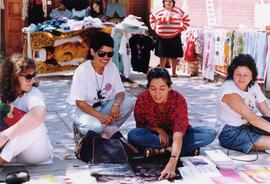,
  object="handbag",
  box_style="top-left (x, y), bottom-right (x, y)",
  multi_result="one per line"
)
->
top-left (0, 103), bottom-right (26, 131)
top-left (75, 130), bottom-right (130, 164)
